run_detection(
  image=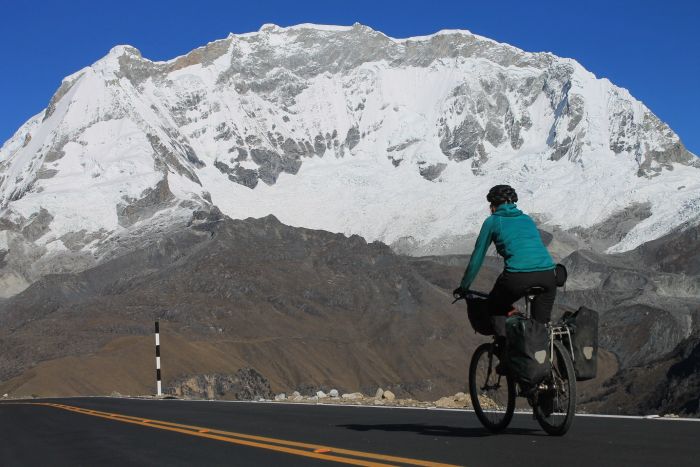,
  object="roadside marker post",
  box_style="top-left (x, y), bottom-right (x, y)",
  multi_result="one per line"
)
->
top-left (155, 321), bottom-right (162, 396)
